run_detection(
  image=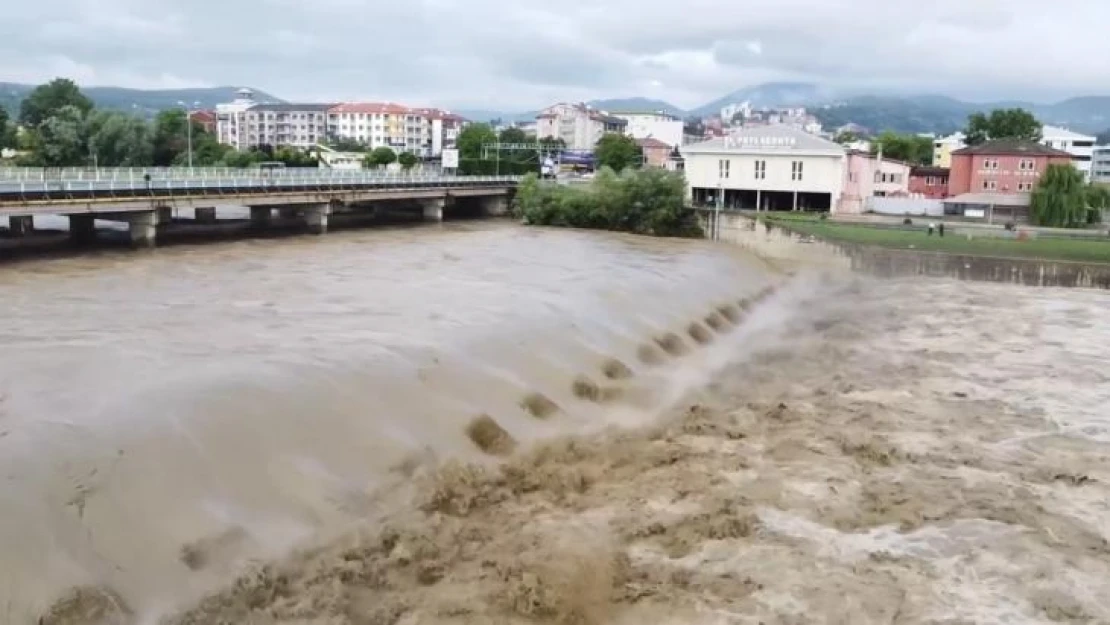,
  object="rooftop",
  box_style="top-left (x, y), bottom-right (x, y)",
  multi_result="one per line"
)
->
top-left (683, 125), bottom-right (844, 154)
top-left (248, 103), bottom-right (334, 113)
top-left (1041, 125), bottom-right (1096, 141)
top-left (910, 165), bottom-right (951, 176)
top-left (329, 102), bottom-right (412, 115)
top-left (635, 137), bottom-right (672, 149)
top-left (951, 139), bottom-right (1073, 157)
